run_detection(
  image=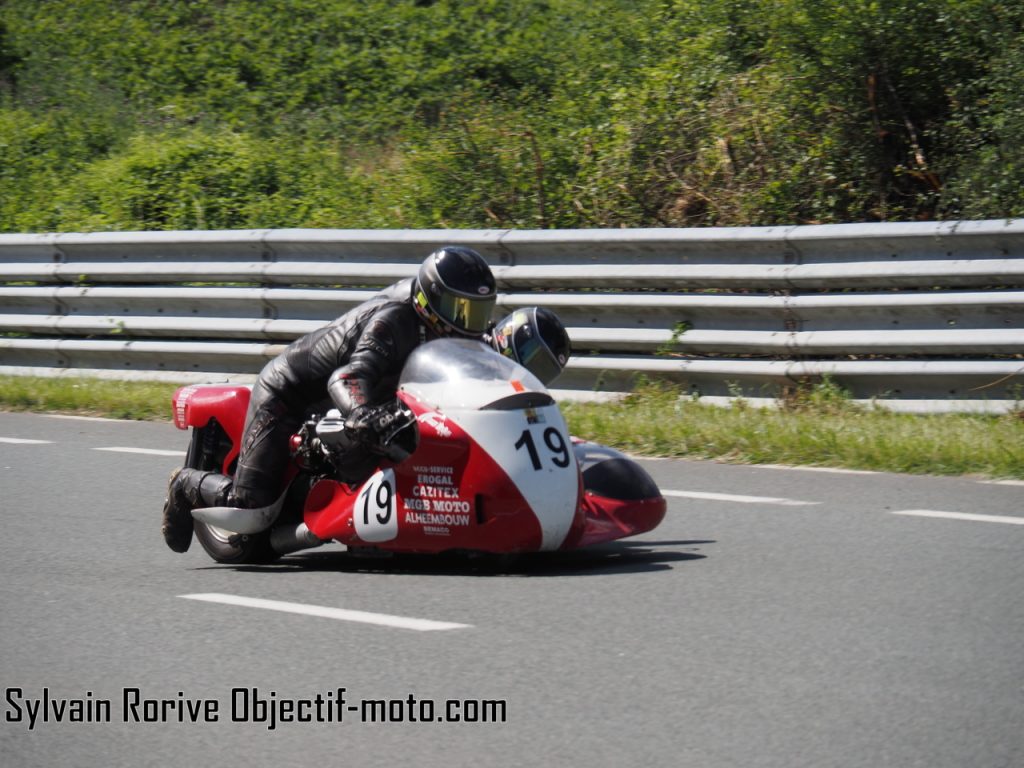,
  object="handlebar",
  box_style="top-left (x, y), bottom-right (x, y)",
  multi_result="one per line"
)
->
top-left (294, 401), bottom-right (418, 470)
